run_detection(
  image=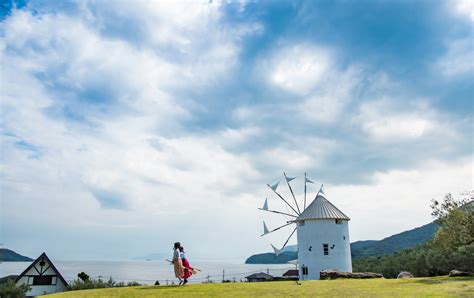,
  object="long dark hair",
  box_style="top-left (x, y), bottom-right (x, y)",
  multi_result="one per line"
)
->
top-left (174, 242), bottom-right (181, 250)
top-left (179, 246), bottom-right (184, 252)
